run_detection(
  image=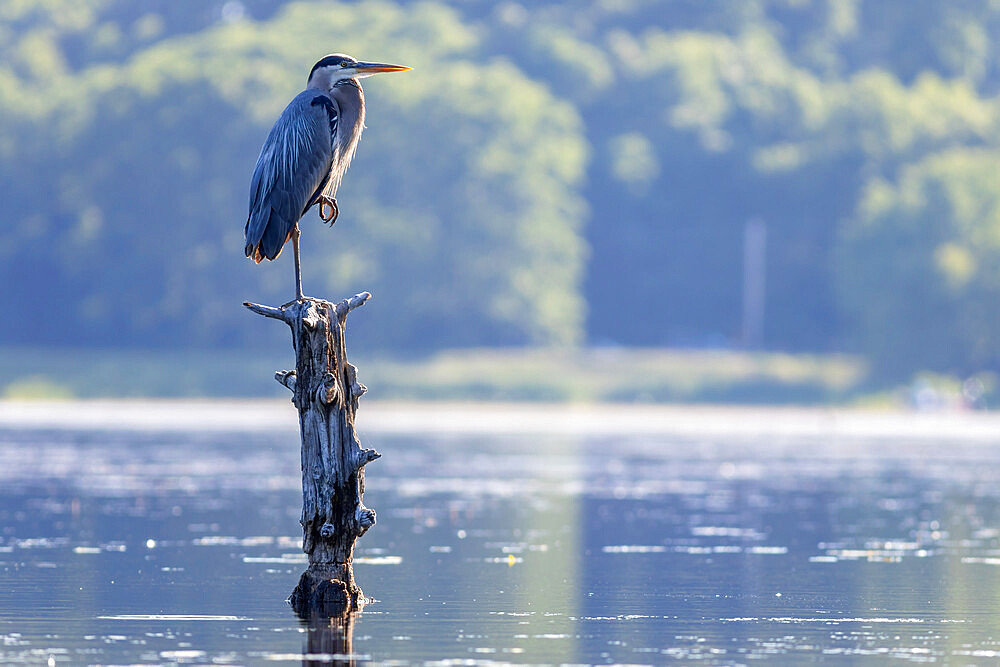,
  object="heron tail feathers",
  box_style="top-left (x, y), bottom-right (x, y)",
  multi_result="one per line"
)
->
top-left (259, 209), bottom-right (290, 261)
top-left (245, 206), bottom-right (291, 262)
